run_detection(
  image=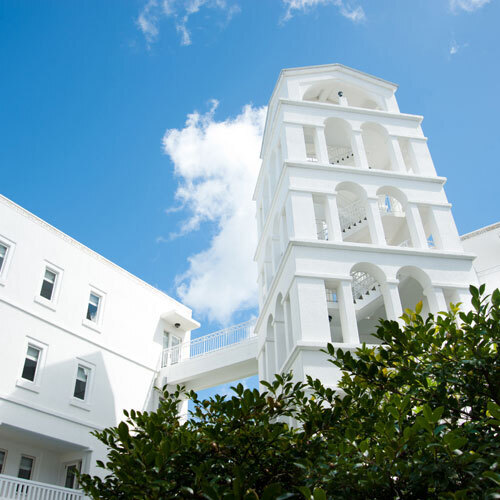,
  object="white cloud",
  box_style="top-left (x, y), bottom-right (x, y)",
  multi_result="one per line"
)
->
top-left (136, 0), bottom-right (160, 44)
top-left (449, 0), bottom-right (491, 12)
top-left (162, 101), bottom-right (267, 324)
top-left (449, 39), bottom-right (468, 55)
top-left (281, 0), bottom-right (366, 23)
top-left (136, 0), bottom-right (240, 46)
